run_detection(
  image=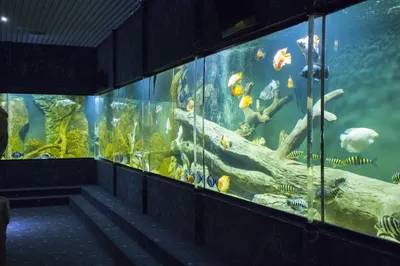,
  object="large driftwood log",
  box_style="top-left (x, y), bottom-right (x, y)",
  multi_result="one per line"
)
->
top-left (174, 107), bottom-right (400, 235)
